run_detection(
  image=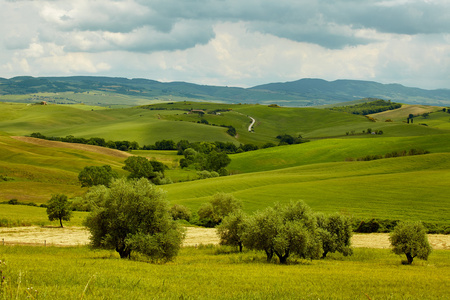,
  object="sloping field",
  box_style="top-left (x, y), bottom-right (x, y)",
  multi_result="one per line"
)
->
top-left (369, 104), bottom-right (442, 121)
top-left (11, 136), bottom-right (132, 158)
top-left (0, 134), bottom-right (128, 202)
top-left (165, 153), bottom-right (450, 224)
top-left (228, 134), bottom-right (450, 173)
